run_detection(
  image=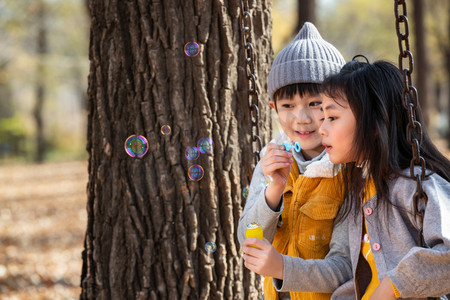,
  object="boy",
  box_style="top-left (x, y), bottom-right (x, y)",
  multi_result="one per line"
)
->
top-left (237, 22), bottom-right (349, 300)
